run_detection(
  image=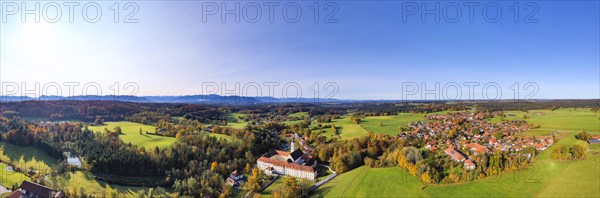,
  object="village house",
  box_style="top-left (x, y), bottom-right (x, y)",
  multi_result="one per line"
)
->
top-left (444, 148), bottom-right (475, 170)
top-left (8, 181), bottom-right (63, 198)
top-left (464, 143), bottom-right (491, 155)
top-left (589, 135), bottom-right (600, 144)
top-left (256, 147), bottom-right (318, 180)
top-left (226, 170), bottom-right (244, 186)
